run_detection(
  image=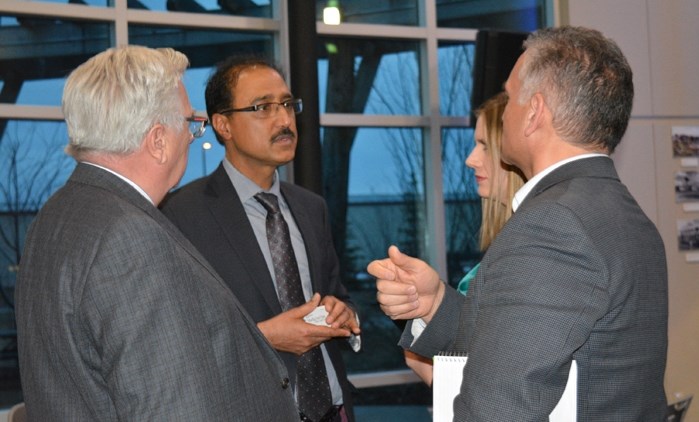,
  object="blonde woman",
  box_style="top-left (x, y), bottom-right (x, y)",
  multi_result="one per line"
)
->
top-left (405, 92), bottom-right (526, 384)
